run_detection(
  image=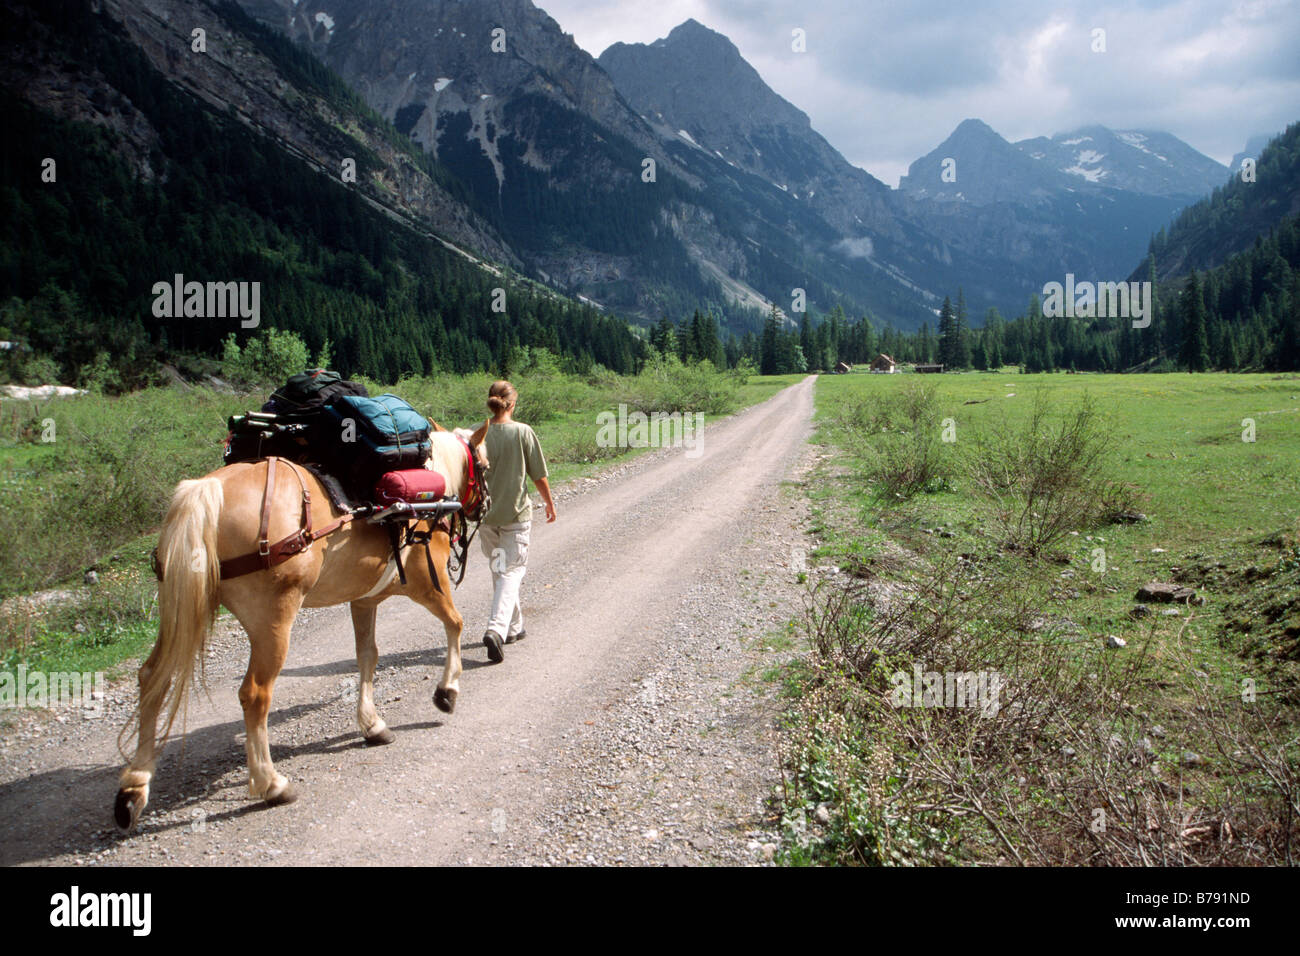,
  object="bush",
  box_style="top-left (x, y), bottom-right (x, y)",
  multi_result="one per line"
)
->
top-left (221, 328), bottom-right (312, 389)
top-left (18, 353), bottom-right (63, 387)
top-left (625, 354), bottom-right (739, 416)
top-left (965, 393), bottom-right (1118, 555)
top-left (77, 351), bottom-right (124, 395)
top-left (841, 382), bottom-right (954, 499)
top-left (729, 357), bottom-right (758, 385)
